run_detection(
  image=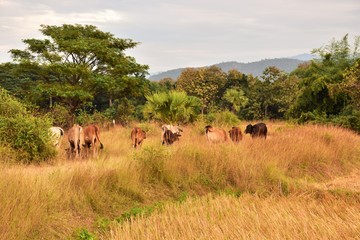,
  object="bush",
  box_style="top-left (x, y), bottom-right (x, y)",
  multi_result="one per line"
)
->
top-left (331, 107), bottom-right (360, 133)
top-left (297, 111), bottom-right (327, 124)
top-left (47, 104), bottom-right (73, 128)
top-left (0, 88), bottom-right (55, 163)
top-left (205, 110), bottom-right (240, 127)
